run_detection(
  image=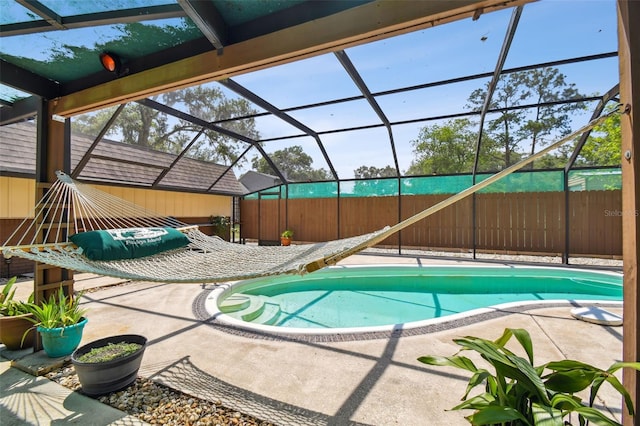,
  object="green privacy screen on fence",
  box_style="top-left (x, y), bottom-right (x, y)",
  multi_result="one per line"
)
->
top-left (244, 168), bottom-right (621, 199)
